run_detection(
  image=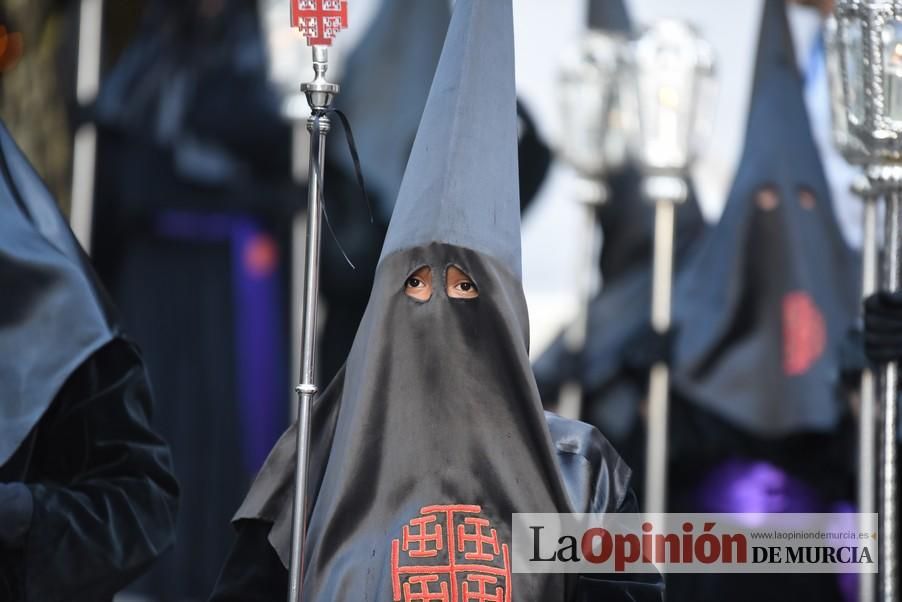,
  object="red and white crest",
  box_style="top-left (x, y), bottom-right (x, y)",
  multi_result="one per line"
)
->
top-left (290, 0), bottom-right (349, 46)
top-left (392, 505), bottom-right (512, 602)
